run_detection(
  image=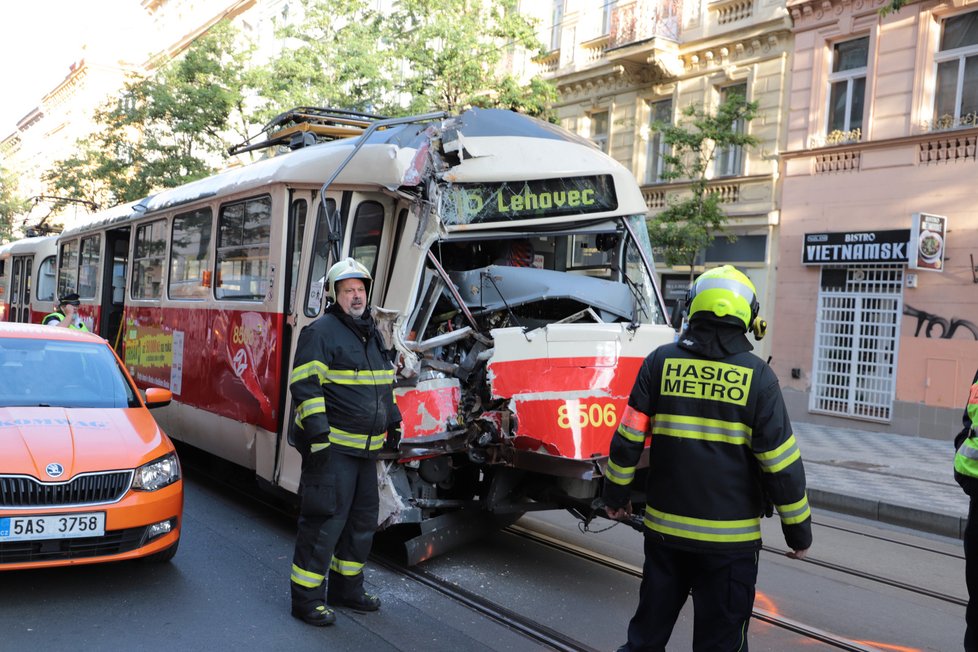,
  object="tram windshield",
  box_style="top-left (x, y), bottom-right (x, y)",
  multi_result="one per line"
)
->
top-left (412, 216), bottom-right (663, 339)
